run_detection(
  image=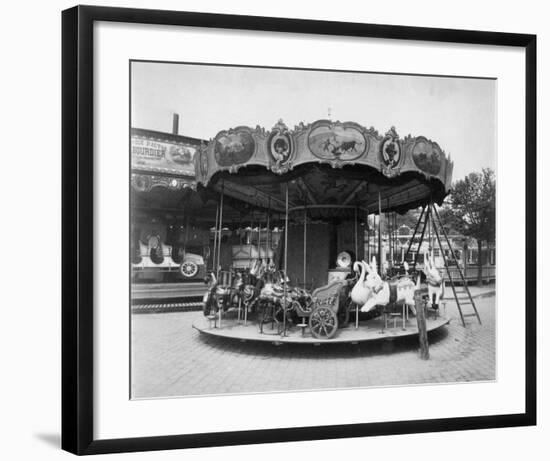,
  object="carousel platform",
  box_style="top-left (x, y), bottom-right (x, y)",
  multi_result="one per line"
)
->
top-left (192, 314), bottom-right (451, 345)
